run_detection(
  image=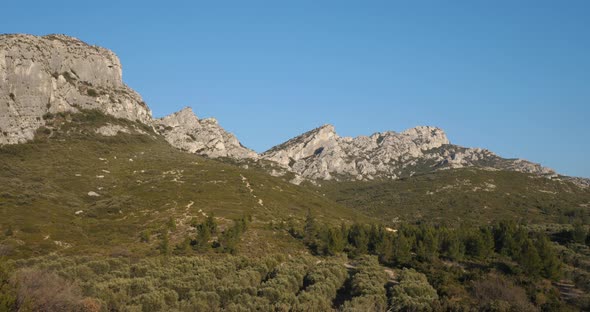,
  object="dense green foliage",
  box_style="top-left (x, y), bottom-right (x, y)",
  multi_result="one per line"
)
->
top-left (340, 256), bottom-right (388, 312)
top-left (0, 255), bottom-right (355, 311)
top-left (390, 268), bottom-right (438, 312)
